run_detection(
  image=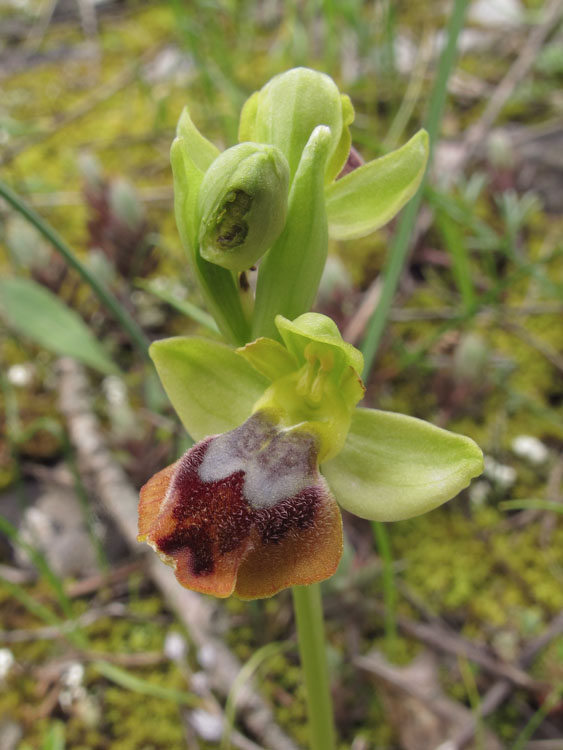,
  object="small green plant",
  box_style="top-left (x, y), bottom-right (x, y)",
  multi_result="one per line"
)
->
top-left (138, 66), bottom-right (483, 749)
